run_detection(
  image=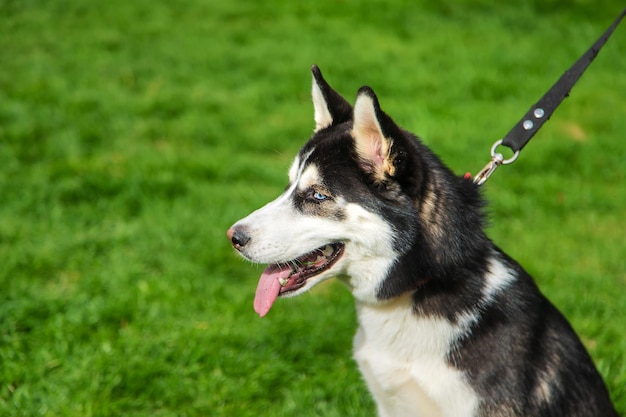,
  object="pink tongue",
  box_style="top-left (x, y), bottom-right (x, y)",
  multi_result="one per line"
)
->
top-left (254, 264), bottom-right (292, 317)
